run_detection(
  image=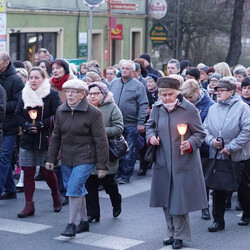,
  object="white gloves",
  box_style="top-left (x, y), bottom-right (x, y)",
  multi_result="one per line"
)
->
top-left (45, 162), bottom-right (55, 171)
top-left (98, 170), bottom-right (108, 179)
